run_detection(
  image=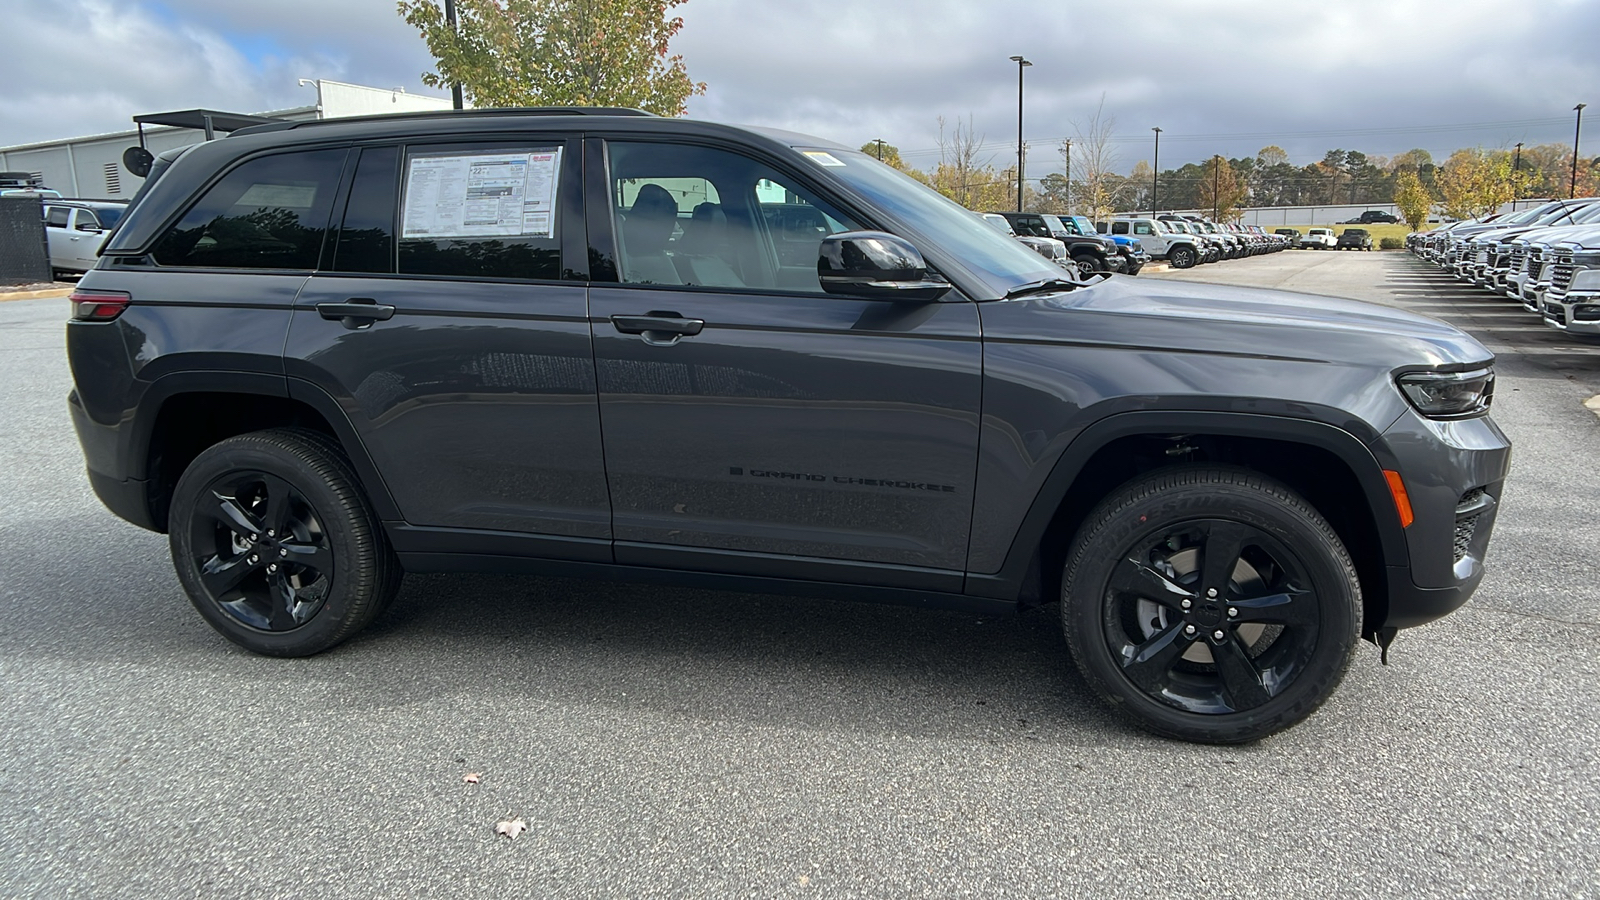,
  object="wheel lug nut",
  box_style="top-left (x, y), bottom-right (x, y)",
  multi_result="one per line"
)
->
top-left (266, 564), bottom-right (277, 574)
top-left (248, 534), bottom-right (257, 542)
top-left (267, 529), bottom-right (275, 537)
top-left (248, 554), bottom-right (258, 564)
top-left (1212, 630), bottom-right (1225, 641)
top-left (1206, 588), bottom-right (1218, 598)
top-left (1227, 608), bottom-right (1238, 618)
top-left (1181, 599), bottom-right (1192, 610)
top-left (279, 548), bottom-right (288, 557)
top-left (1184, 625), bottom-right (1196, 636)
